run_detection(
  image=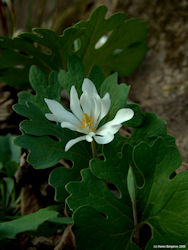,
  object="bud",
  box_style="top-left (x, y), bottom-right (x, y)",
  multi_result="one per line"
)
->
top-left (127, 165), bottom-right (136, 202)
